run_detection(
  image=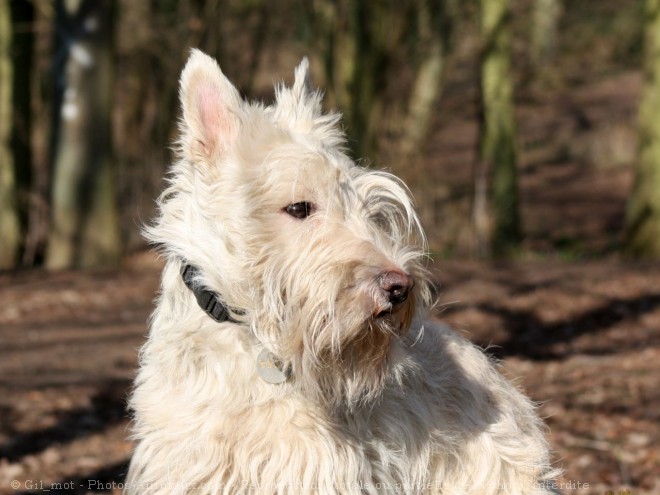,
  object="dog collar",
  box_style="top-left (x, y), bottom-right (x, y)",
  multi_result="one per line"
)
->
top-left (180, 262), bottom-right (290, 384)
top-left (180, 263), bottom-right (240, 324)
